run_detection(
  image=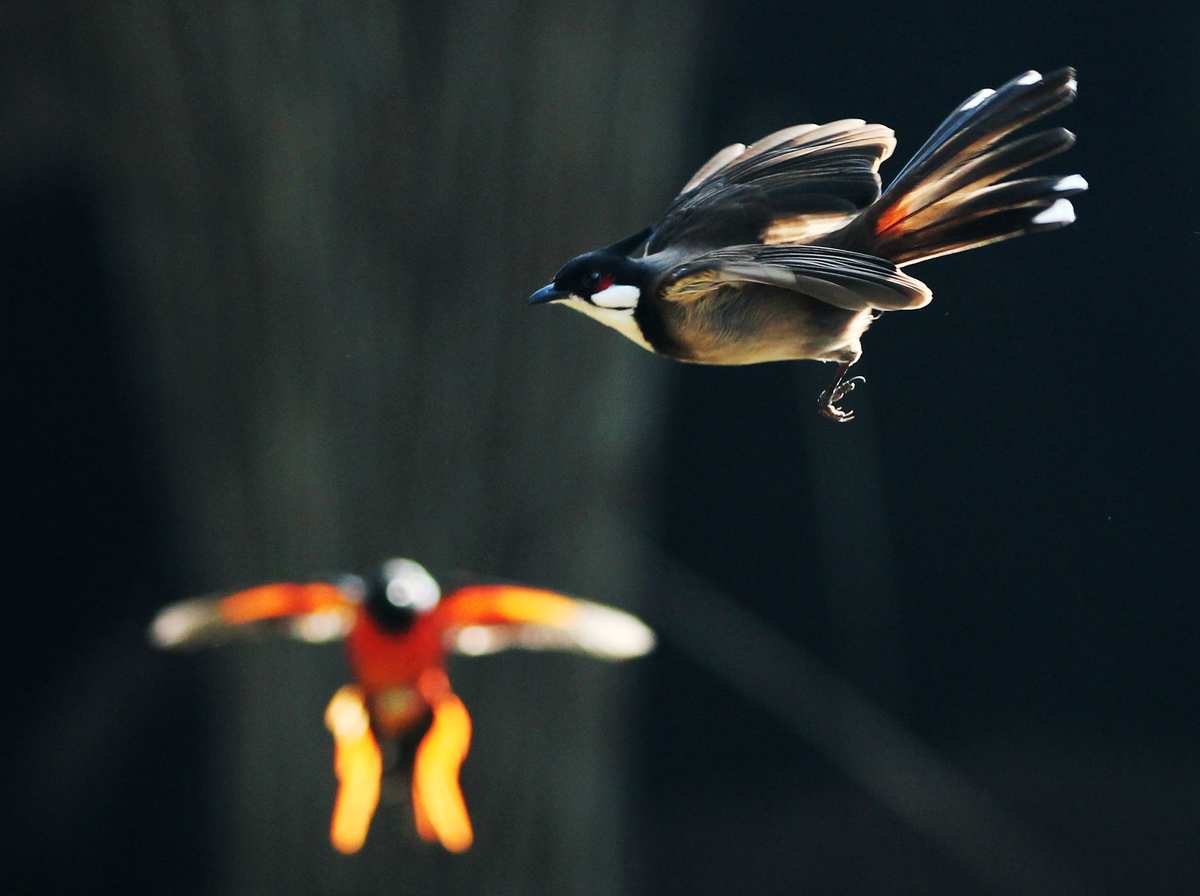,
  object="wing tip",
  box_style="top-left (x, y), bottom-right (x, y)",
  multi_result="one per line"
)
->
top-left (680, 142), bottom-right (747, 195)
top-left (572, 602), bottom-right (657, 659)
top-left (900, 270), bottom-right (934, 308)
top-left (149, 597), bottom-right (220, 649)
